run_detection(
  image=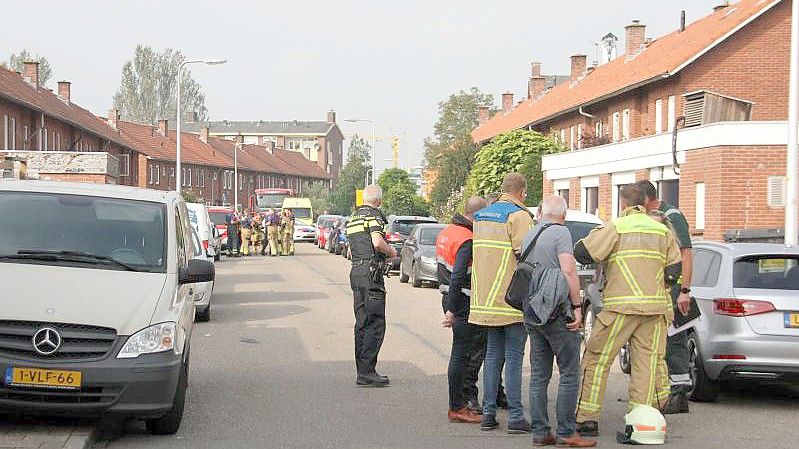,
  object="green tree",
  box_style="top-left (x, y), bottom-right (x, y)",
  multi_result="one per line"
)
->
top-left (329, 135), bottom-right (371, 215)
top-left (377, 168), bottom-right (415, 193)
top-left (467, 129), bottom-right (564, 205)
top-left (7, 50), bottom-right (52, 86)
top-left (423, 88), bottom-right (494, 217)
top-left (112, 45), bottom-right (209, 124)
top-left (301, 181), bottom-right (331, 216)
